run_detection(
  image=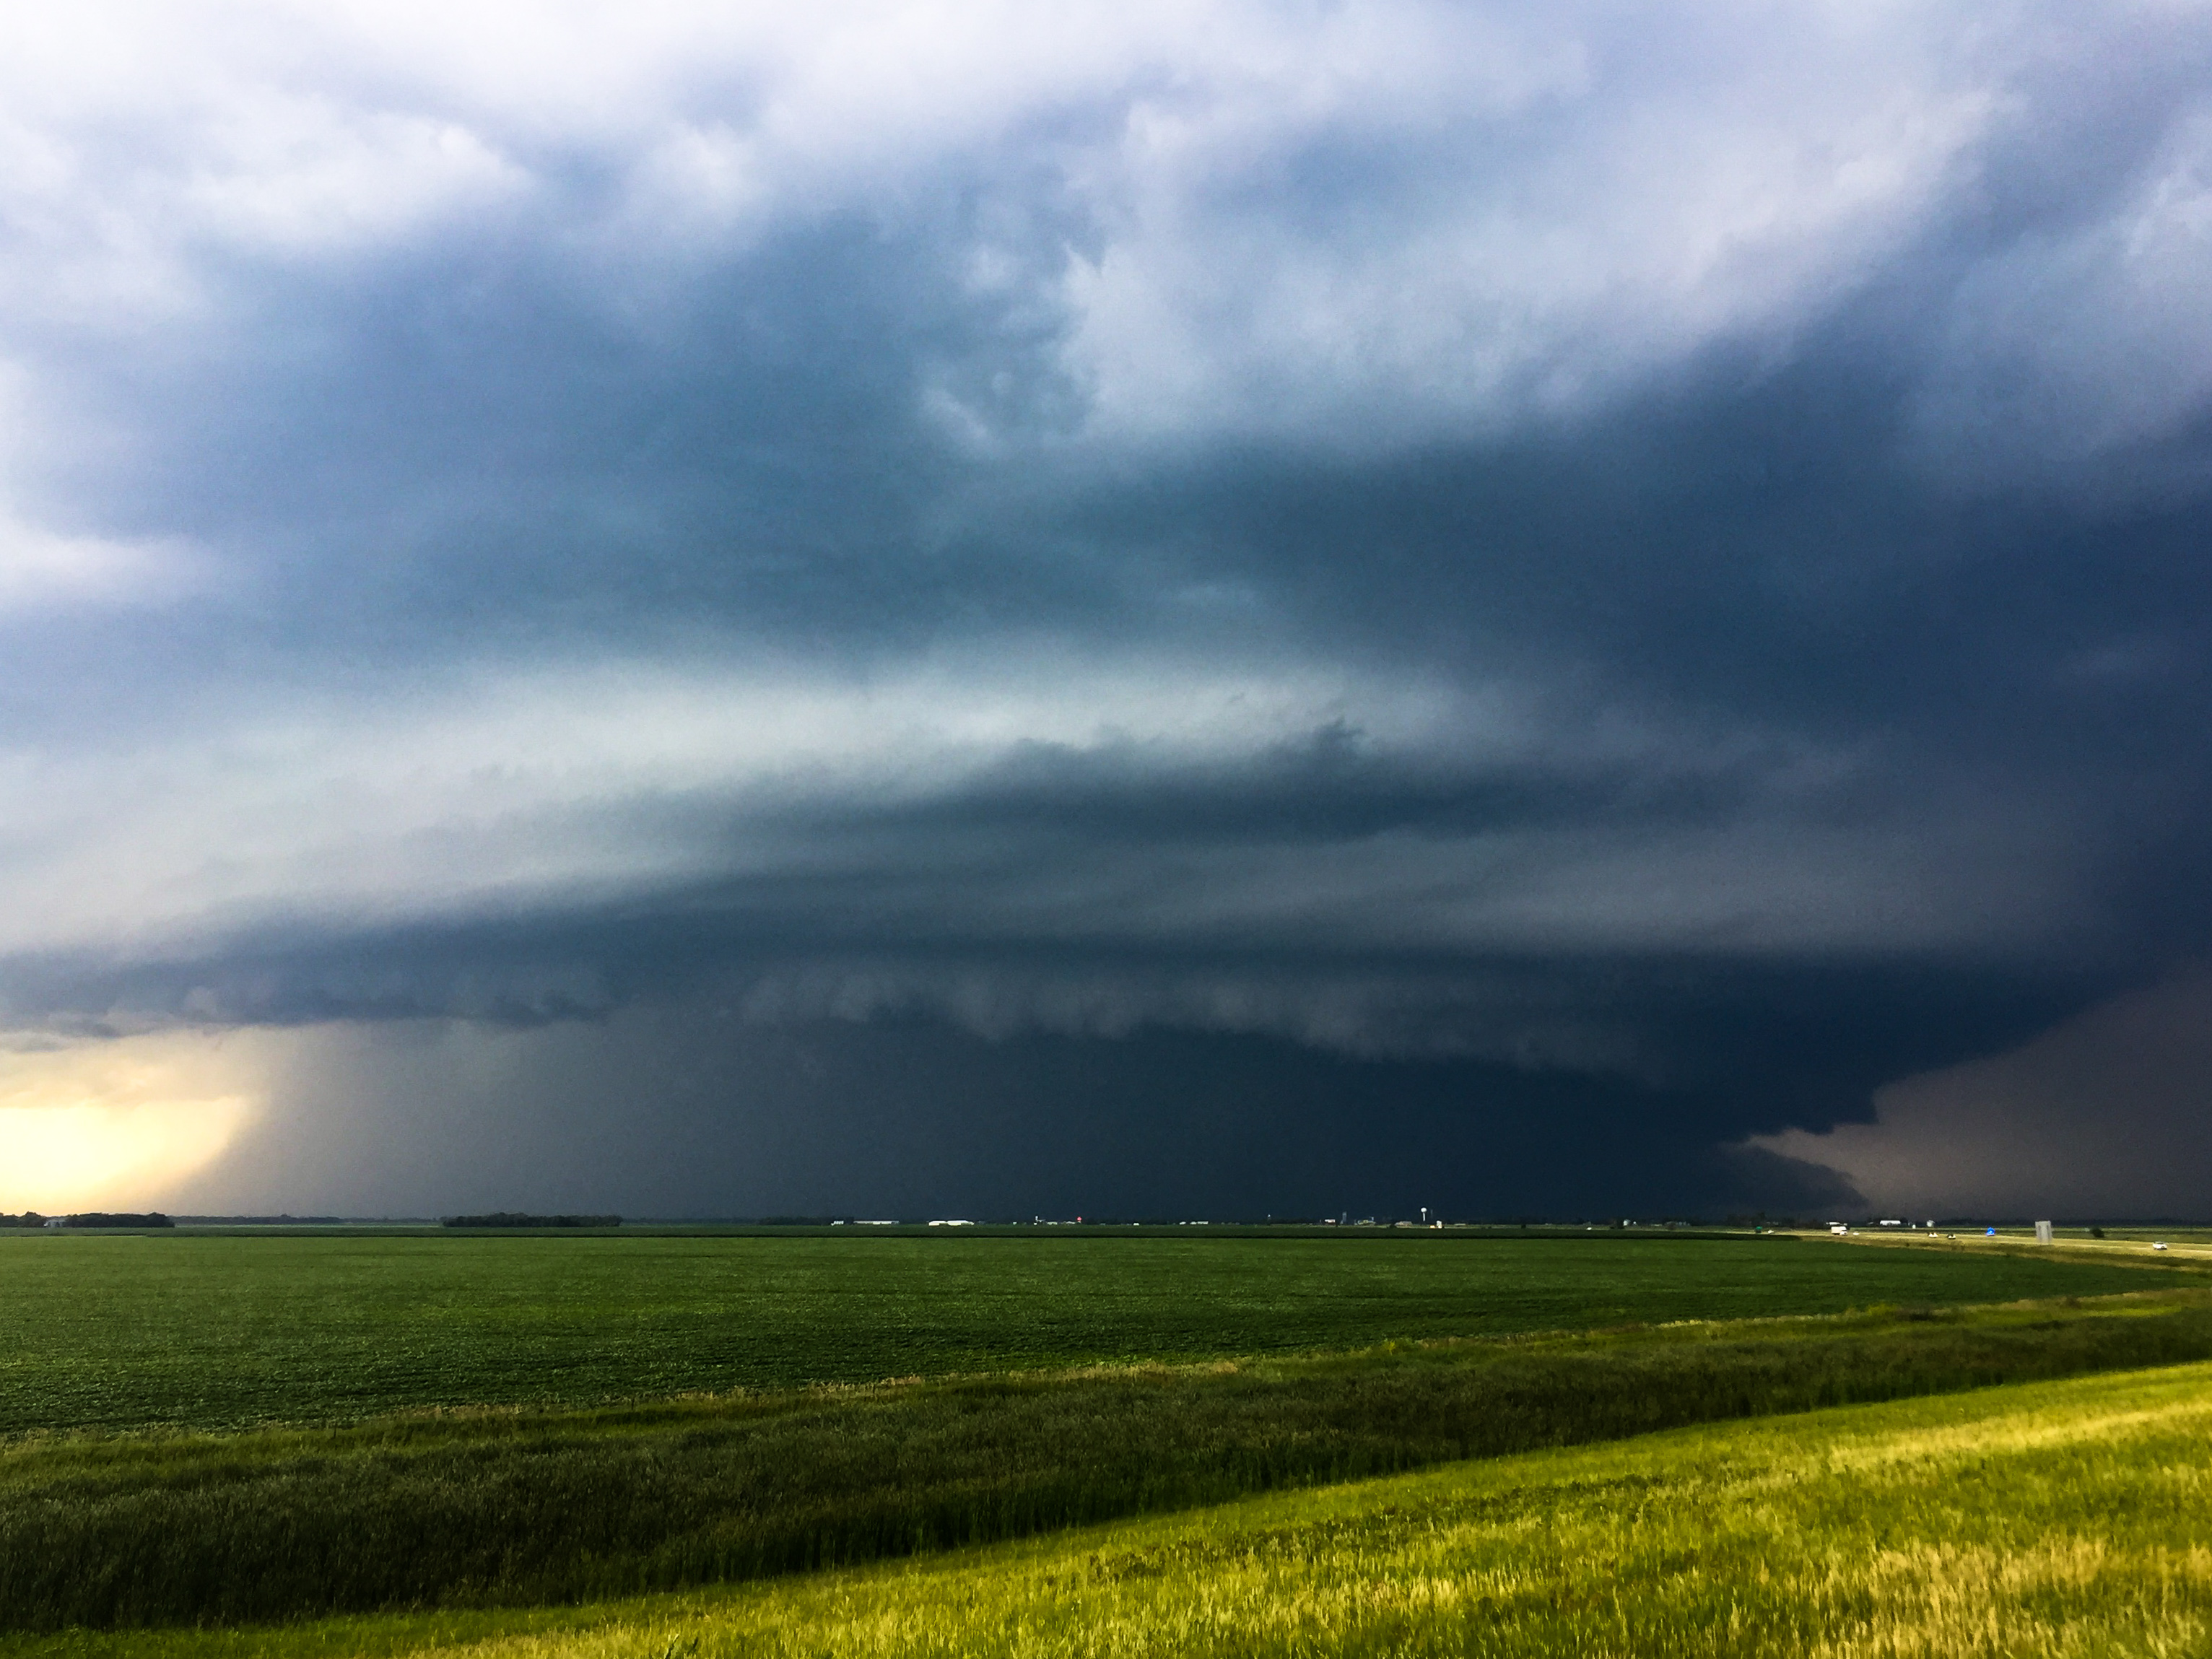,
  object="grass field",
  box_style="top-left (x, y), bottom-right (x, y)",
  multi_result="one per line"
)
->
top-left (9, 1290), bottom-right (2211, 1629)
top-left (22, 1355), bottom-right (2212, 1659)
top-left (0, 1231), bottom-right (2185, 1436)
top-left (6, 1231), bottom-right (2203, 1650)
